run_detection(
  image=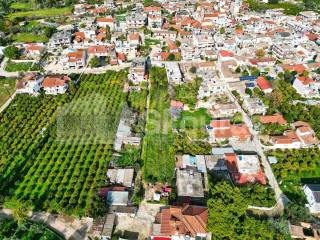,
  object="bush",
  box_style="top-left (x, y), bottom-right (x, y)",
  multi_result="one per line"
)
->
top-left (3, 46), bottom-right (20, 59)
